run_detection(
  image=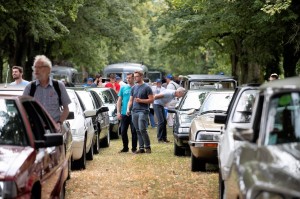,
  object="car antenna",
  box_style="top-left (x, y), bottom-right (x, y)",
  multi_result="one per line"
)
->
top-left (4, 64), bottom-right (10, 88)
